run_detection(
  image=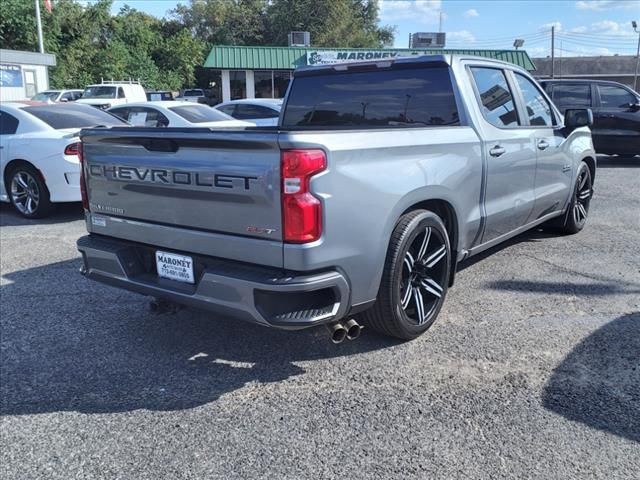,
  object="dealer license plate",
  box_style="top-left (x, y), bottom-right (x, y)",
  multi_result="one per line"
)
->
top-left (155, 250), bottom-right (195, 284)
